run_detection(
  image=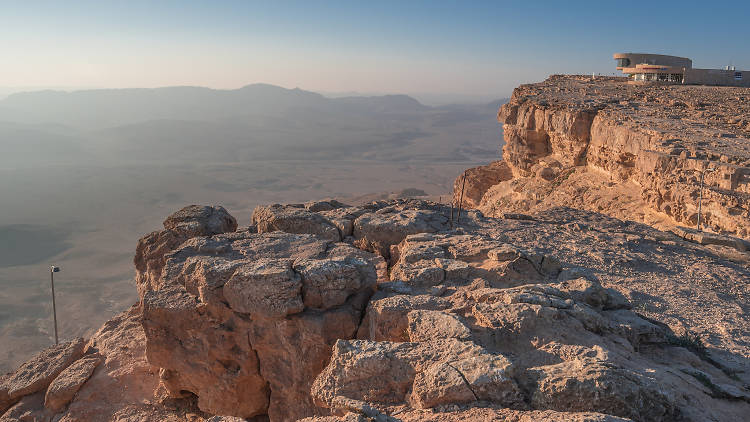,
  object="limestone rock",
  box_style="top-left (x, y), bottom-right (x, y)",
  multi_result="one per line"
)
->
top-left (482, 75), bottom-right (750, 240)
top-left (406, 310), bottom-right (471, 342)
top-left (528, 358), bottom-right (677, 421)
top-left (134, 205), bottom-right (237, 298)
top-left (44, 356), bottom-right (101, 412)
top-left (253, 203), bottom-right (341, 242)
top-left (18, 198), bottom-right (749, 421)
top-left (304, 199), bottom-right (349, 212)
top-left (163, 204), bottom-right (237, 236)
top-left (223, 258), bottom-right (303, 317)
top-left (357, 294), bottom-right (451, 341)
top-left (56, 305), bottom-right (204, 421)
top-left (453, 160), bottom-right (513, 209)
top-left (294, 256), bottom-right (377, 310)
top-left (141, 230), bottom-right (379, 420)
top-left (311, 339), bottom-right (521, 411)
top-left (0, 392), bottom-right (47, 422)
top-left (2, 338), bottom-right (85, 402)
top-left (353, 207), bottom-right (449, 258)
